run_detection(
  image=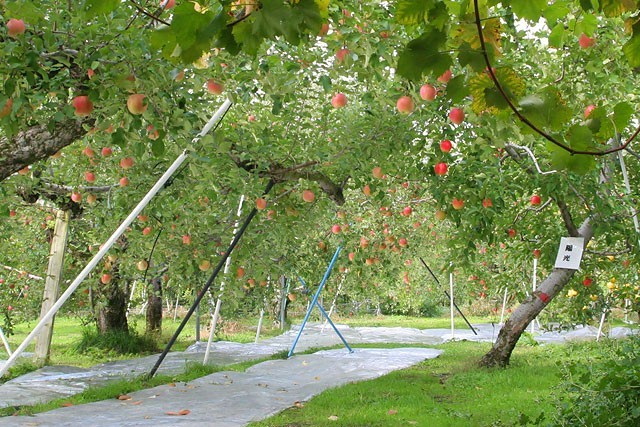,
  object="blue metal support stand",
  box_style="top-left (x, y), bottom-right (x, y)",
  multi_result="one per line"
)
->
top-left (288, 246), bottom-right (353, 357)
